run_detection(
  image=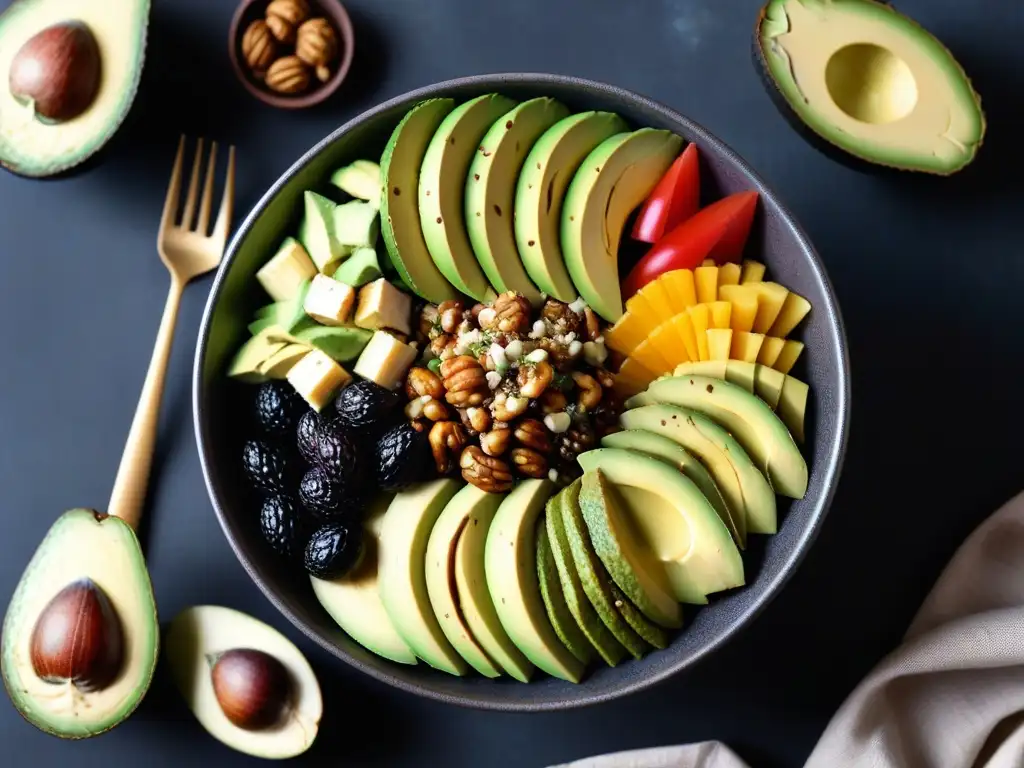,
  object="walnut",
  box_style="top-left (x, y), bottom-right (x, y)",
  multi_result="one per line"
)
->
top-left (438, 299), bottom-right (465, 334)
top-left (296, 18), bottom-right (338, 68)
top-left (460, 406), bottom-right (491, 434)
top-left (480, 425), bottom-right (512, 457)
top-left (266, 0), bottom-right (310, 42)
top-left (265, 14), bottom-right (296, 44)
top-left (264, 56), bottom-right (310, 94)
top-left (582, 307), bottom-right (602, 342)
top-left (406, 396), bottom-right (449, 422)
top-left (572, 371), bottom-right (602, 411)
top-left (460, 446), bottom-right (513, 492)
top-left (511, 447), bottom-right (548, 479)
top-left (491, 391), bottom-right (528, 422)
top-left (540, 299), bottom-right (581, 336)
top-left (241, 20), bottom-right (276, 72)
top-left (558, 422), bottom-right (596, 464)
top-left (594, 367), bottom-right (615, 391)
top-left (441, 356), bottom-right (488, 407)
top-left (429, 421), bottom-right (468, 475)
top-left (429, 333), bottom-right (456, 360)
top-left (538, 337), bottom-right (576, 371)
top-left (405, 367), bottom-right (444, 401)
top-left (420, 304), bottom-right (440, 340)
top-left (484, 292), bottom-right (530, 334)
top-left (540, 389), bottom-right (568, 414)
top-left (517, 360), bottom-right (553, 399)
top-left (513, 418), bottom-right (551, 453)
top-left (469, 303), bottom-right (486, 325)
